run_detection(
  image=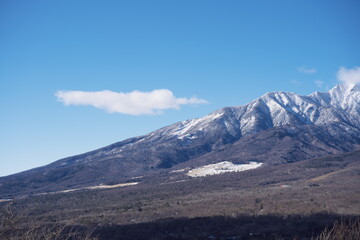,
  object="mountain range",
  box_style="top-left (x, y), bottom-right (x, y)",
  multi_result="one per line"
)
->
top-left (1, 83), bottom-right (359, 198)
